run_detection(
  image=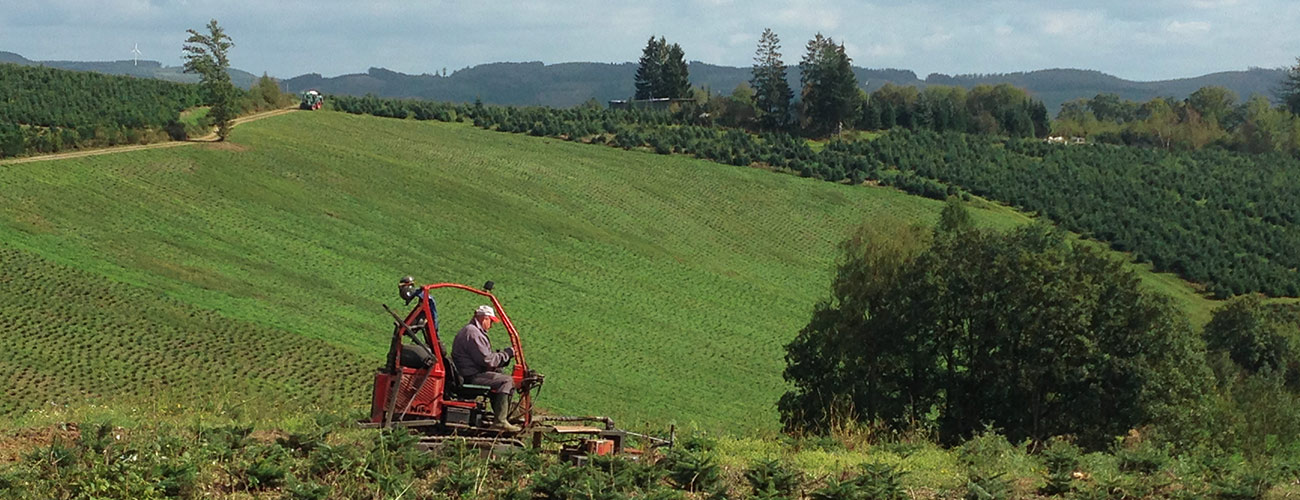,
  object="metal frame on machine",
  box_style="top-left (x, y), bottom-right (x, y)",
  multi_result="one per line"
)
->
top-left (364, 280), bottom-right (673, 459)
top-left (369, 282), bottom-right (539, 429)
